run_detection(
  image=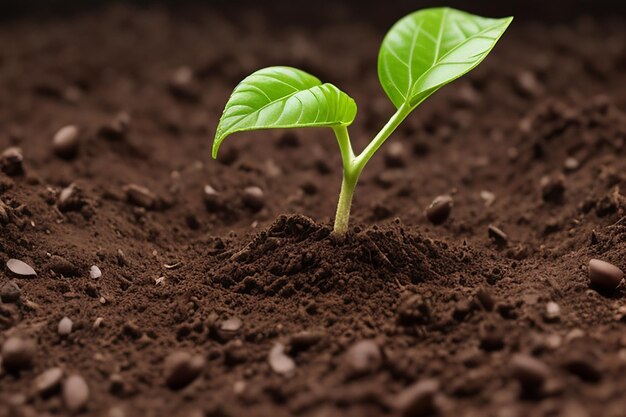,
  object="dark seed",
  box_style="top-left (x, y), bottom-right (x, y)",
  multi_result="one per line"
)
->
top-left (488, 225), bottom-right (508, 246)
top-left (52, 125), bottom-right (80, 159)
top-left (164, 351), bottom-right (205, 389)
top-left (242, 186), bottom-right (264, 212)
top-left (588, 259), bottom-right (623, 291)
top-left (124, 184), bottom-right (157, 209)
top-left (1, 337), bottom-right (36, 372)
top-left (425, 195), bottom-right (453, 225)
